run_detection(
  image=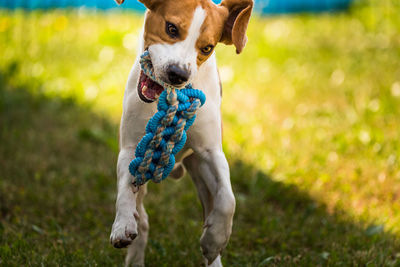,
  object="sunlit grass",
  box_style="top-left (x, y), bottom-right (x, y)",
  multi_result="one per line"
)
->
top-left (0, 10), bottom-right (143, 119)
top-left (1, 1), bottom-right (400, 264)
top-left (220, 2), bottom-right (400, 232)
